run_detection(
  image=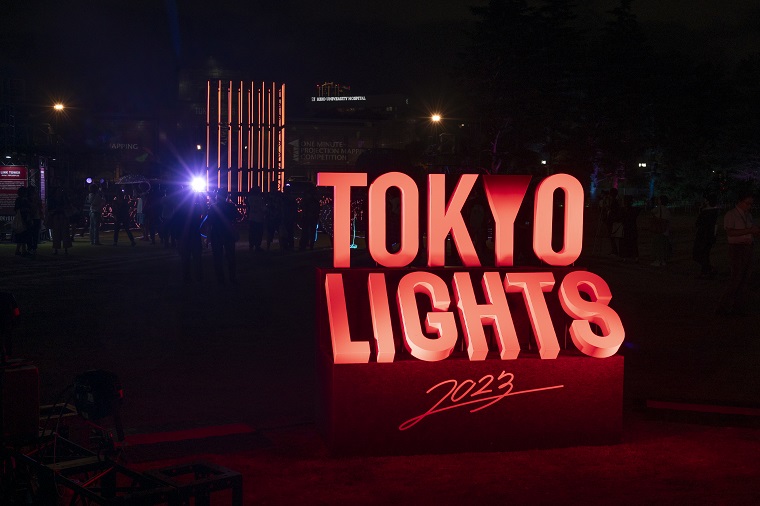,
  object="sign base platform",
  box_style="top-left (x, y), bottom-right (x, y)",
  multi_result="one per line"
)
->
top-left (317, 352), bottom-right (623, 456)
